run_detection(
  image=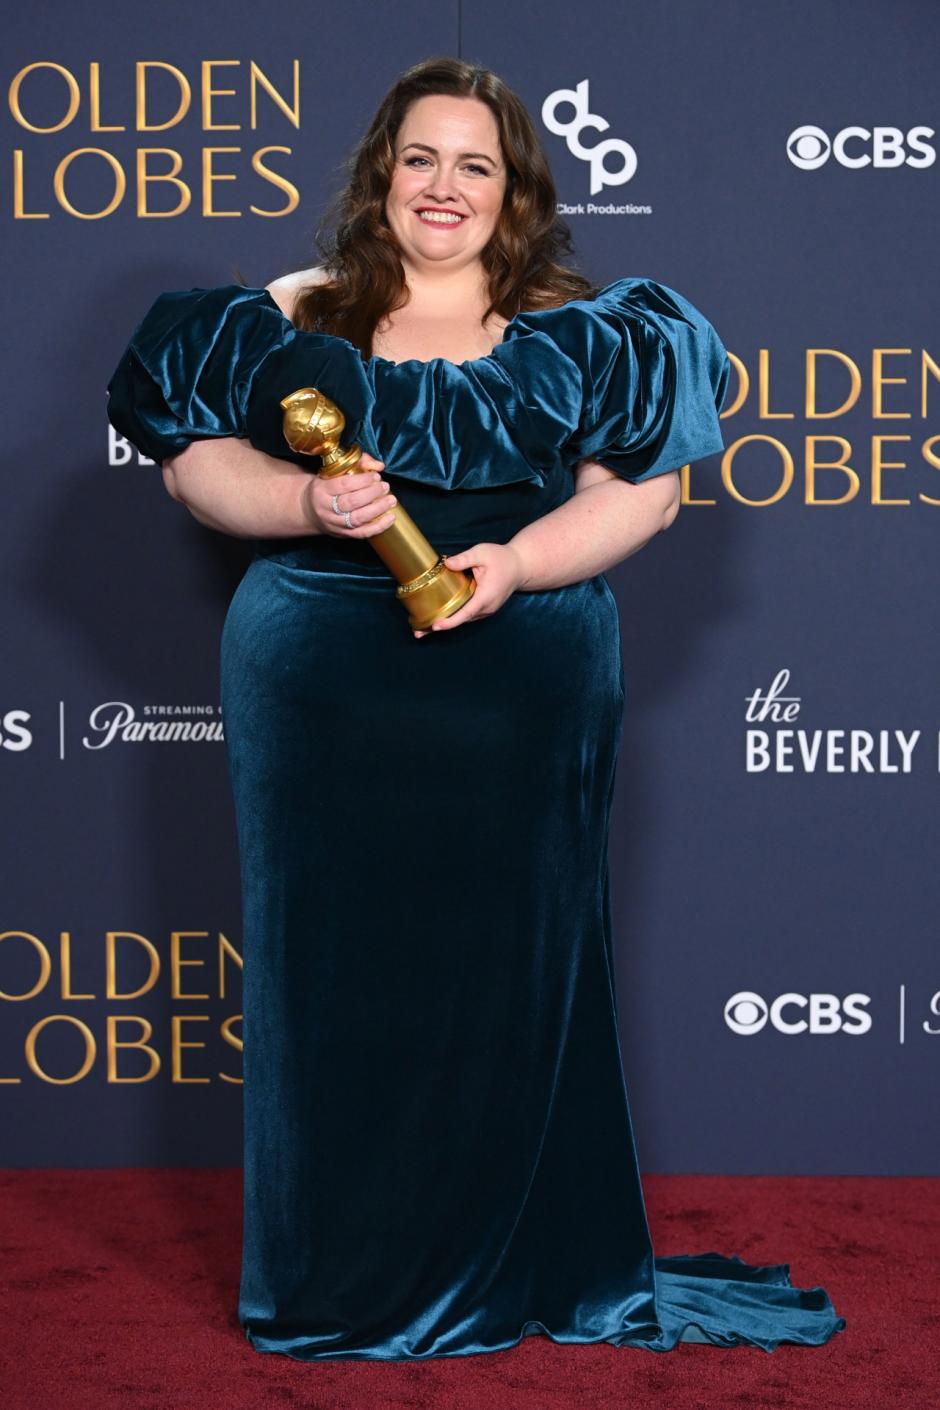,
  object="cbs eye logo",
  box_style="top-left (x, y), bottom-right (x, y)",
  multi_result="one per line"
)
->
top-left (724, 990), bottom-right (872, 1035)
top-left (786, 124), bottom-right (935, 170)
